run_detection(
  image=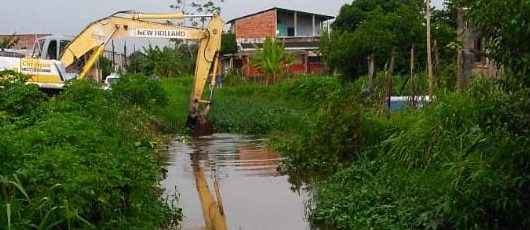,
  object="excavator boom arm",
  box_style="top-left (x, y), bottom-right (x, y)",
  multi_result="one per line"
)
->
top-left (60, 12), bottom-right (208, 68)
top-left (59, 11), bottom-right (223, 117)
